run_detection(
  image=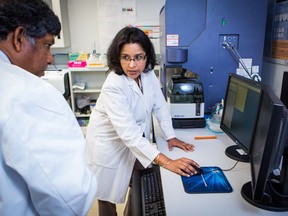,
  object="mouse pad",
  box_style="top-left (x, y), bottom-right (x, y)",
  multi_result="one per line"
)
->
top-left (181, 166), bottom-right (233, 193)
